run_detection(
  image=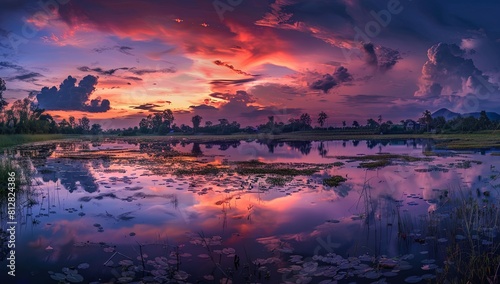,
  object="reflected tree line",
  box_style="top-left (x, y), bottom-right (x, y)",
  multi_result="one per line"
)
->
top-left (136, 138), bottom-right (434, 157)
